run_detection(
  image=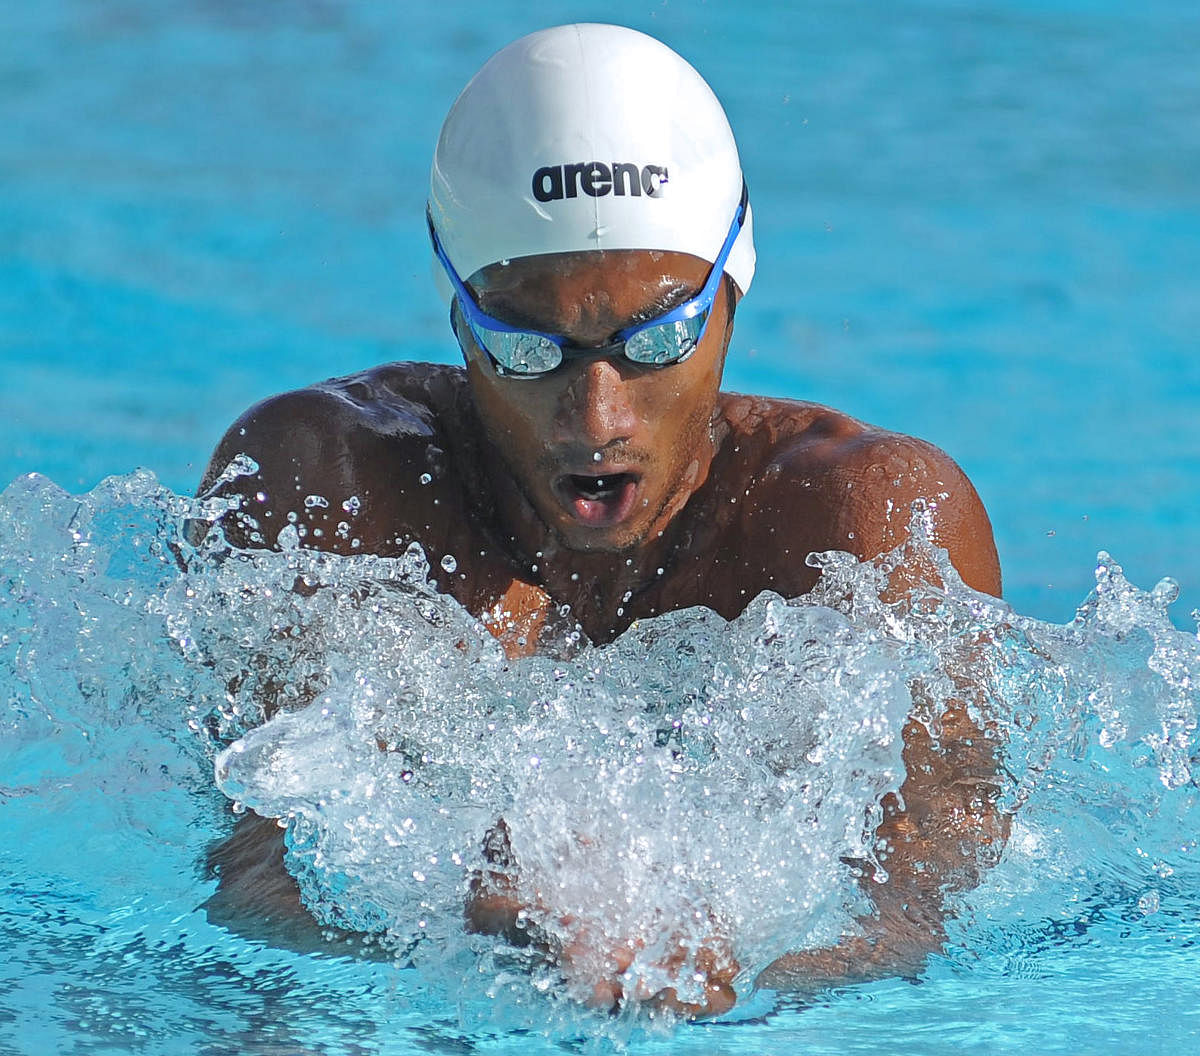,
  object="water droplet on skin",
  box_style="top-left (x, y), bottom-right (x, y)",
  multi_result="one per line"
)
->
top-left (592, 451), bottom-right (603, 463)
top-left (440, 554), bottom-right (457, 573)
top-left (276, 524), bottom-right (300, 549)
top-left (570, 572), bottom-right (579, 582)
